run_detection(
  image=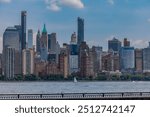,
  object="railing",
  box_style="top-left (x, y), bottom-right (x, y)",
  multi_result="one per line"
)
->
top-left (0, 92), bottom-right (150, 100)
